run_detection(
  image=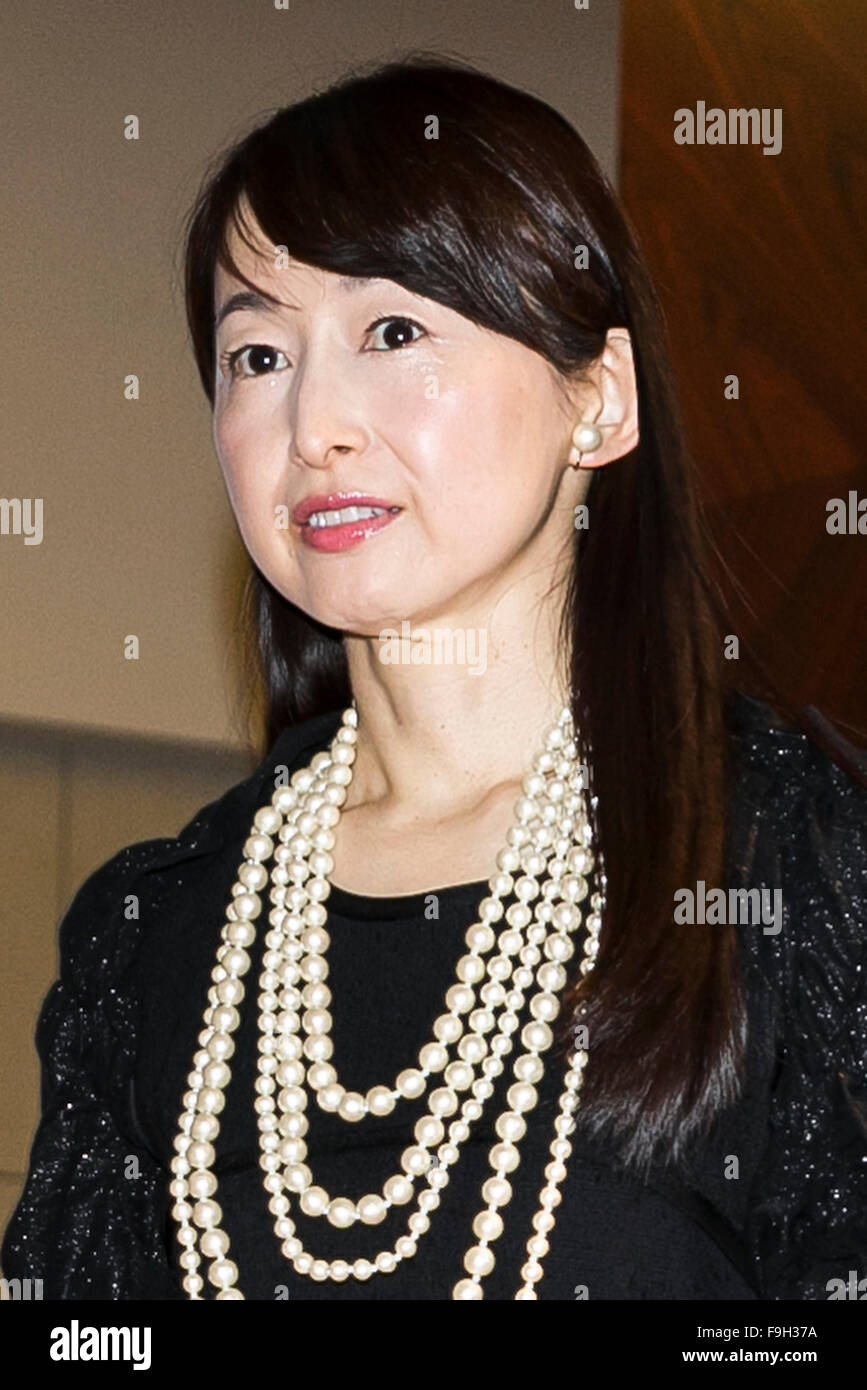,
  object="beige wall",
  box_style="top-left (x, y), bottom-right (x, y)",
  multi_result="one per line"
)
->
top-left (0, 0), bottom-right (620, 1276)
